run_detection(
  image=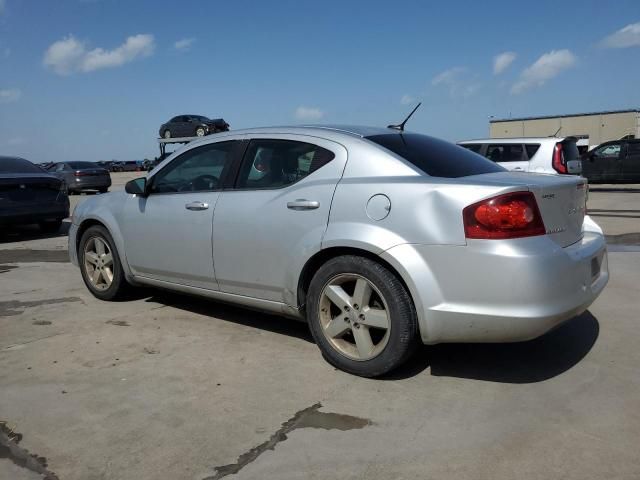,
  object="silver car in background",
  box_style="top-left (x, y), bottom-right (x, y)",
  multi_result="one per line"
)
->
top-left (68, 126), bottom-right (608, 377)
